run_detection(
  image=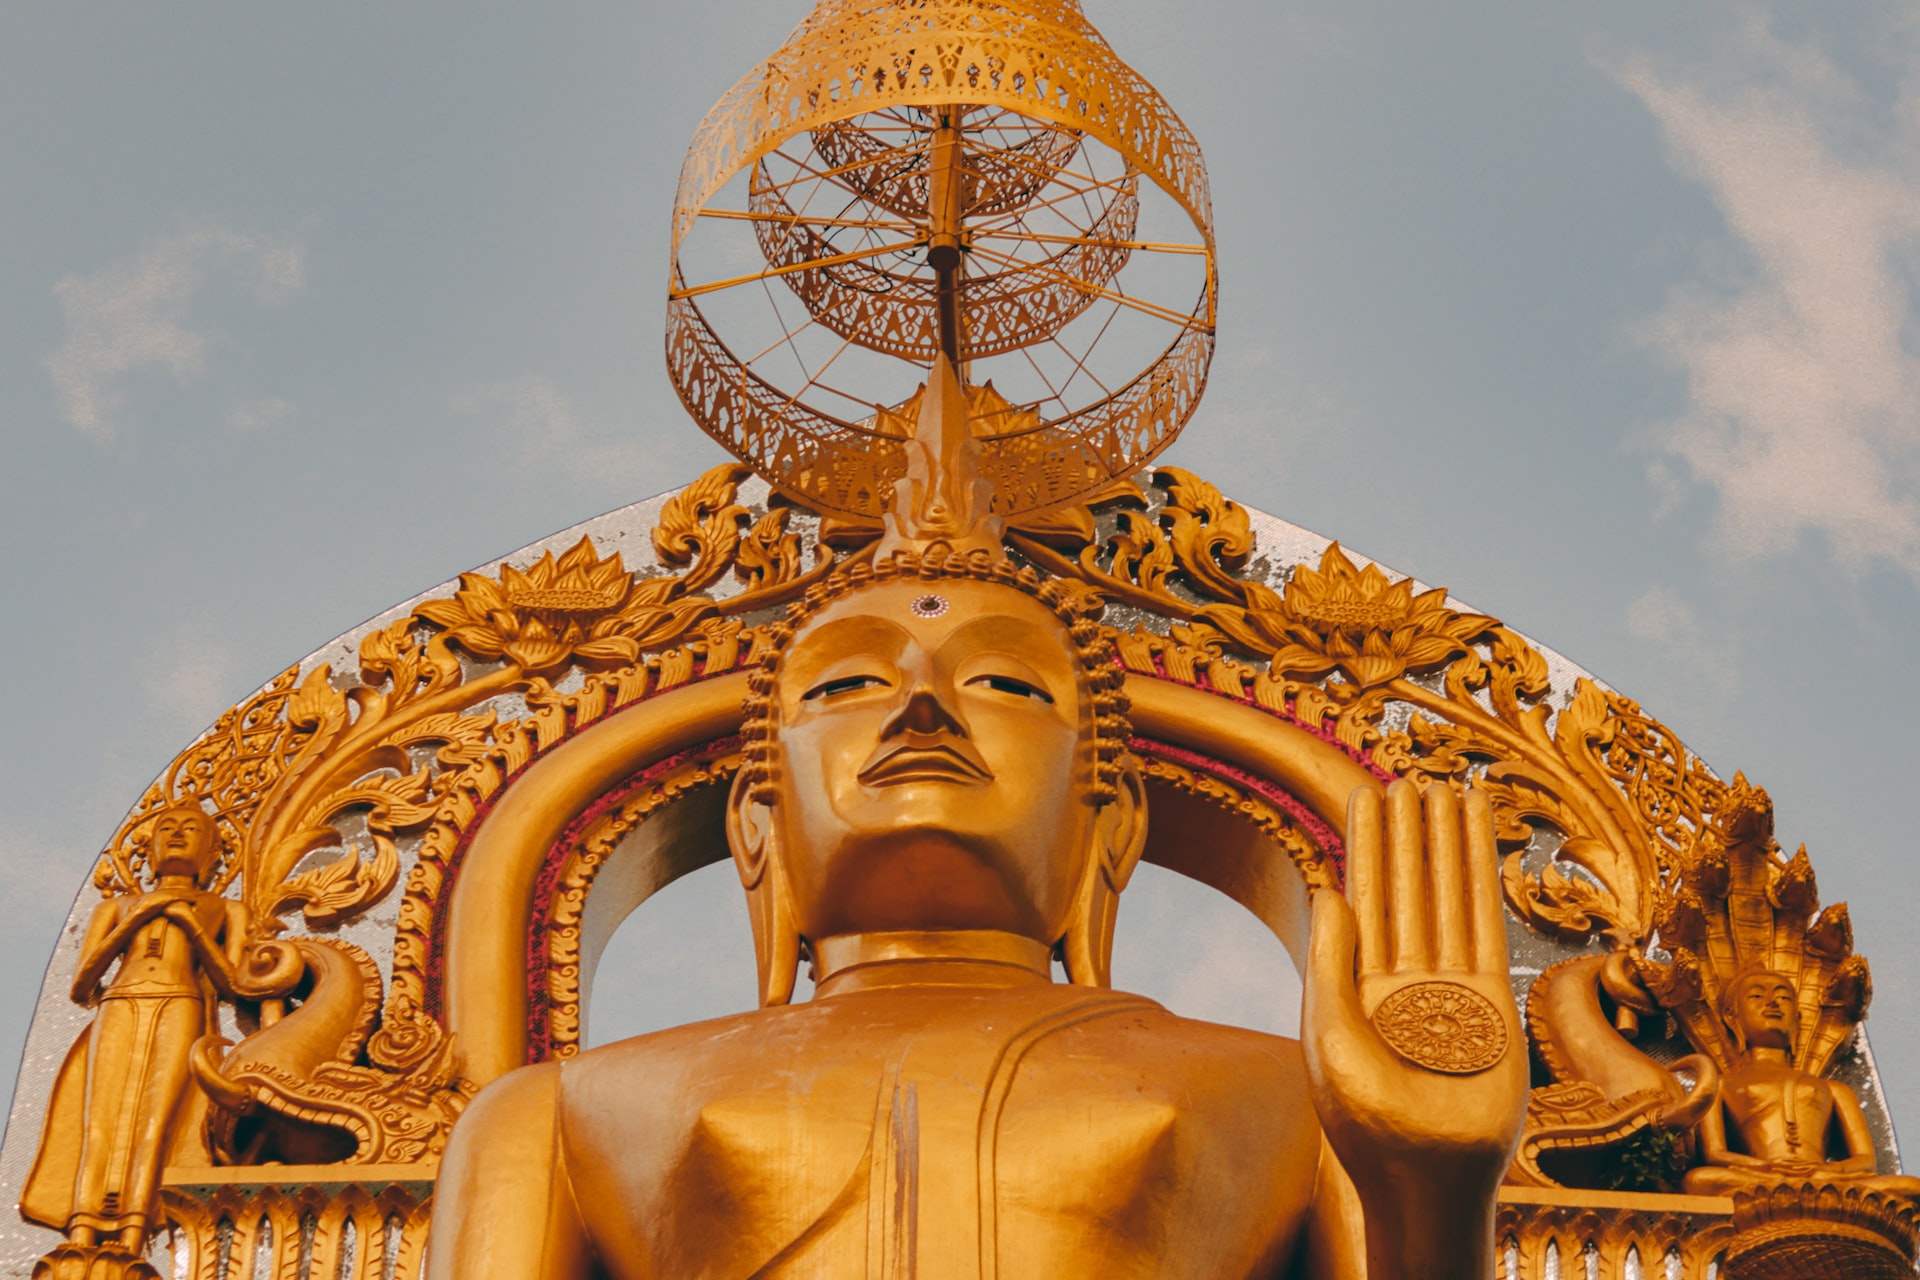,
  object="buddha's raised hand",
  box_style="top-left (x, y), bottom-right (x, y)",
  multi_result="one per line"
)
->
top-left (1302, 779), bottom-right (1527, 1280)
